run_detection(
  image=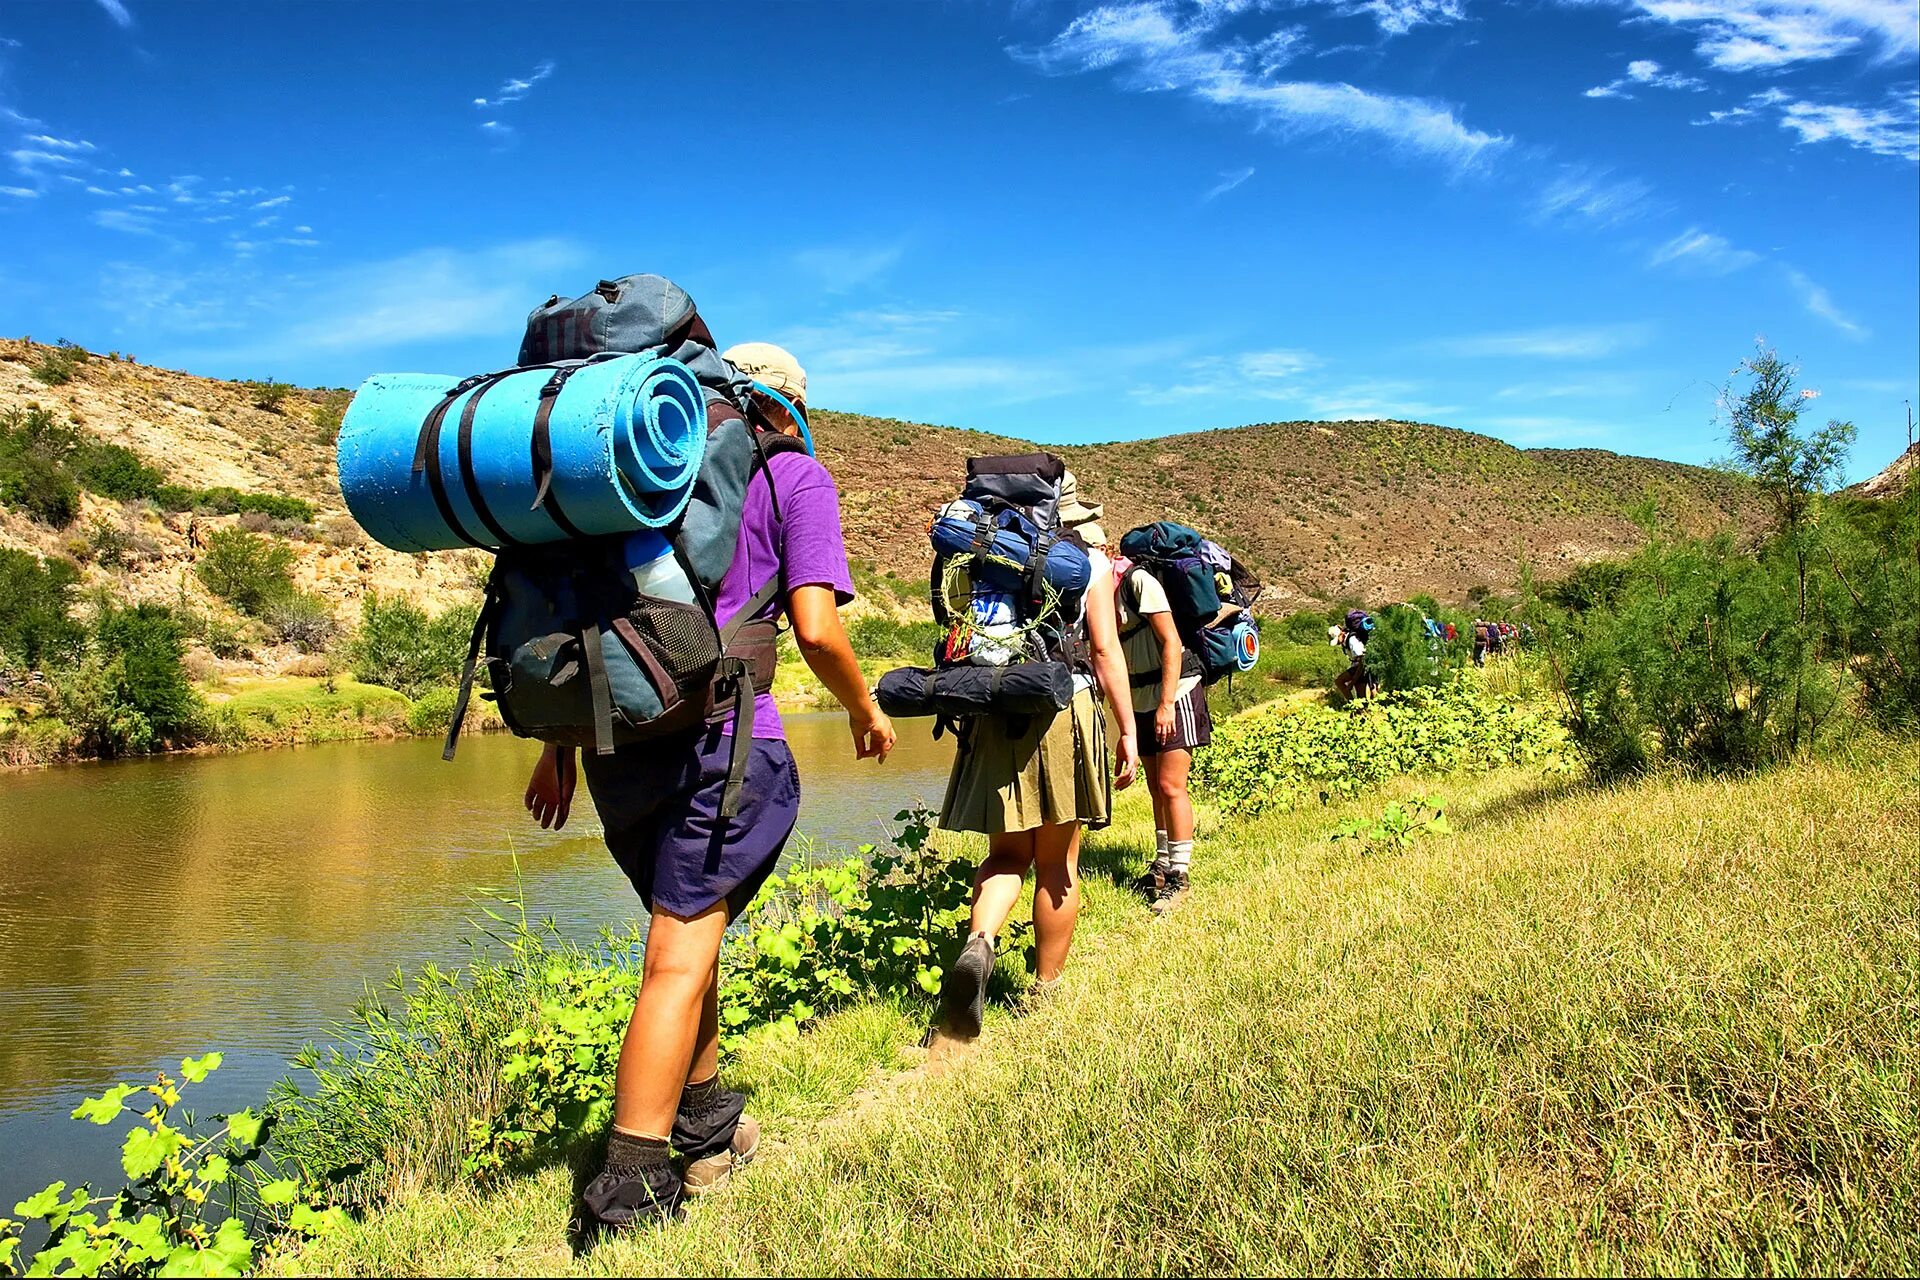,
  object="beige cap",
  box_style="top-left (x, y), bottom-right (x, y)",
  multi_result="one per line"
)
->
top-left (723, 342), bottom-right (807, 405)
top-left (1057, 470), bottom-right (1106, 547)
